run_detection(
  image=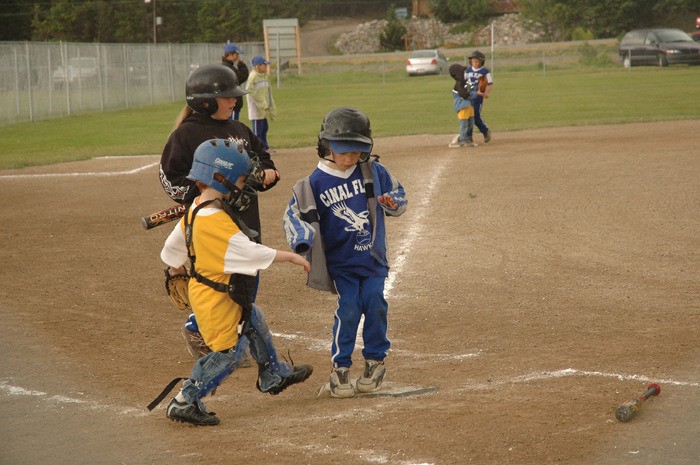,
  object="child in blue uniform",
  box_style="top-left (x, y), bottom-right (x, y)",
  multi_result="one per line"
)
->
top-left (283, 107), bottom-right (407, 398)
top-left (465, 50), bottom-right (494, 144)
